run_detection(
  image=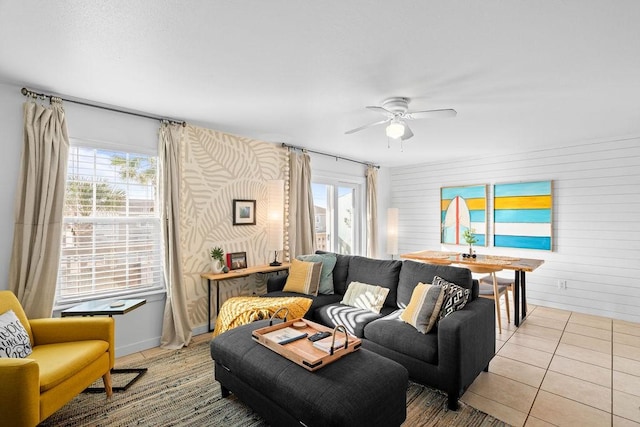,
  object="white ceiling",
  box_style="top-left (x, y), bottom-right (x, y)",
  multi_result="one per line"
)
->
top-left (1, 1), bottom-right (639, 167)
